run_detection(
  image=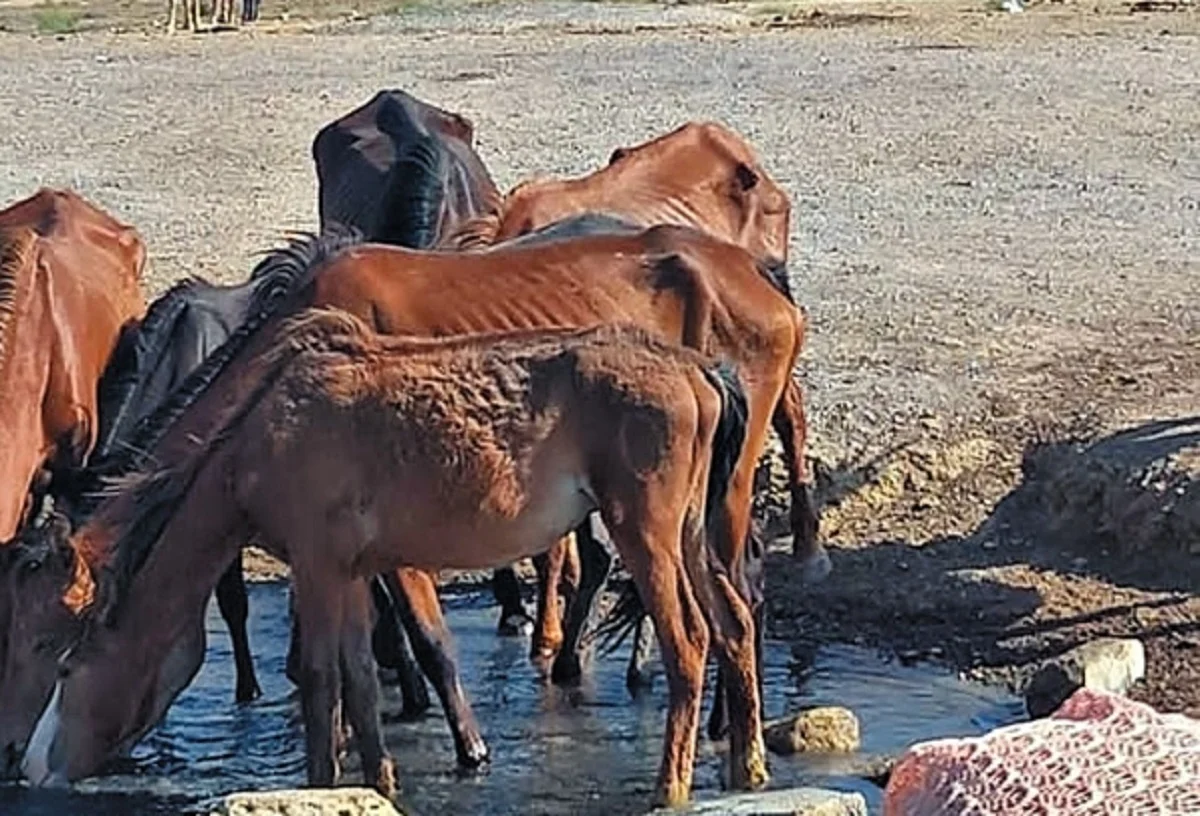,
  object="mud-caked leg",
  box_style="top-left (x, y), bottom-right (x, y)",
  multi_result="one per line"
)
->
top-left (550, 520), bottom-right (613, 685)
top-left (772, 379), bottom-right (830, 582)
top-left (608, 518), bottom-right (709, 809)
top-left (531, 535), bottom-right (574, 661)
top-left (215, 552), bottom-right (262, 703)
top-left (685, 543), bottom-right (768, 792)
top-left (387, 569), bottom-right (490, 769)
top-left (341, 579), bottom-right (398, 797)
